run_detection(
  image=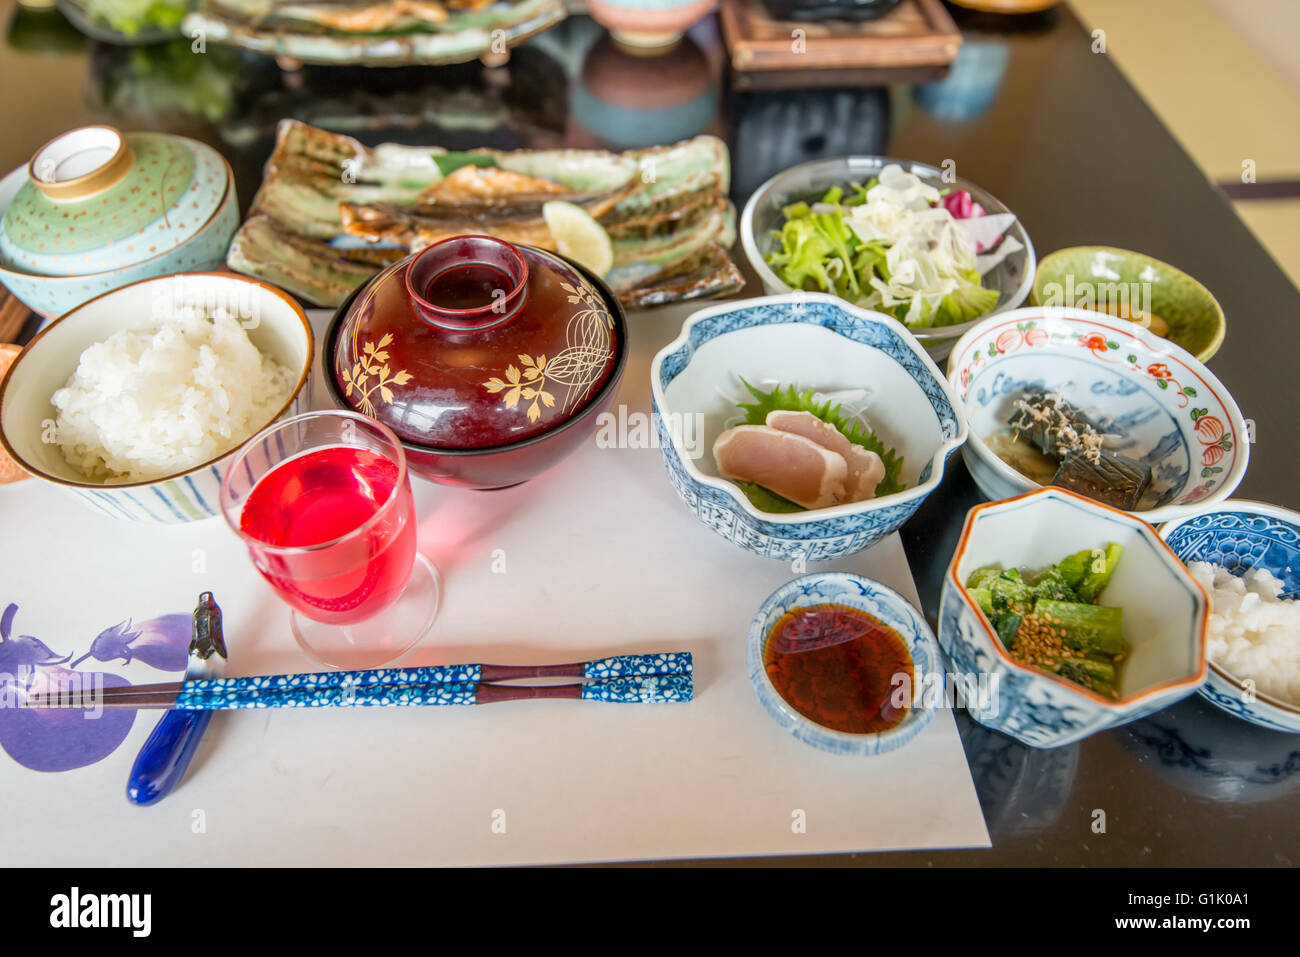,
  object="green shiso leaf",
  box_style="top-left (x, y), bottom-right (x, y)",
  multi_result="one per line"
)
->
top-left (732, 379), bottom-right (906, 513)
top-left (432, 152), bottom-right (495, 178)
top-left (736, 482), bottom-right (804, 513)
